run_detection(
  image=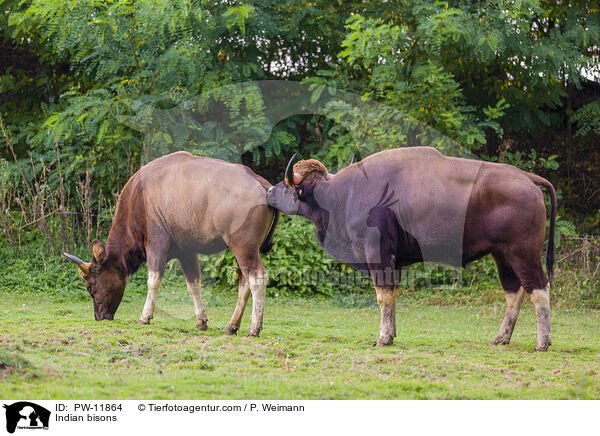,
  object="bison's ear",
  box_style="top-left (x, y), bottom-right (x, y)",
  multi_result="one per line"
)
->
top-left (92, 240), bottom-right (106, 264)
